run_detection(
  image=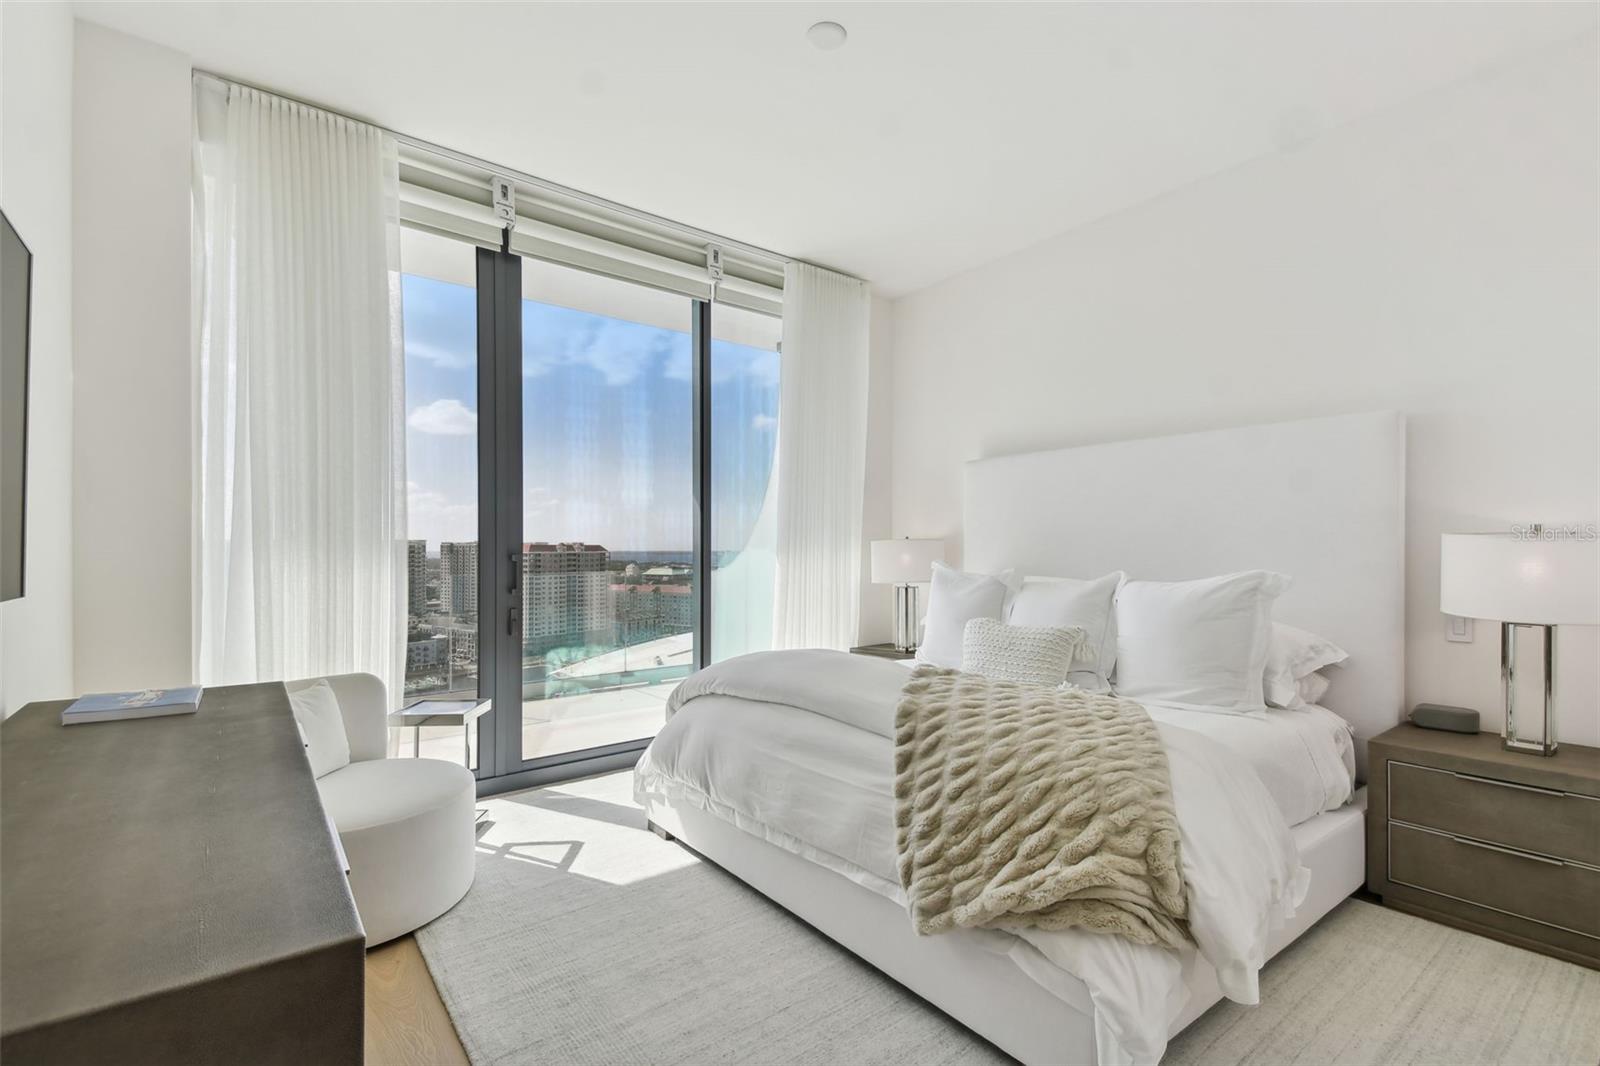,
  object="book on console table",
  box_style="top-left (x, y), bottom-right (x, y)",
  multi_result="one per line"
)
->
top-left (61, 686), bottom-right (203, 725)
